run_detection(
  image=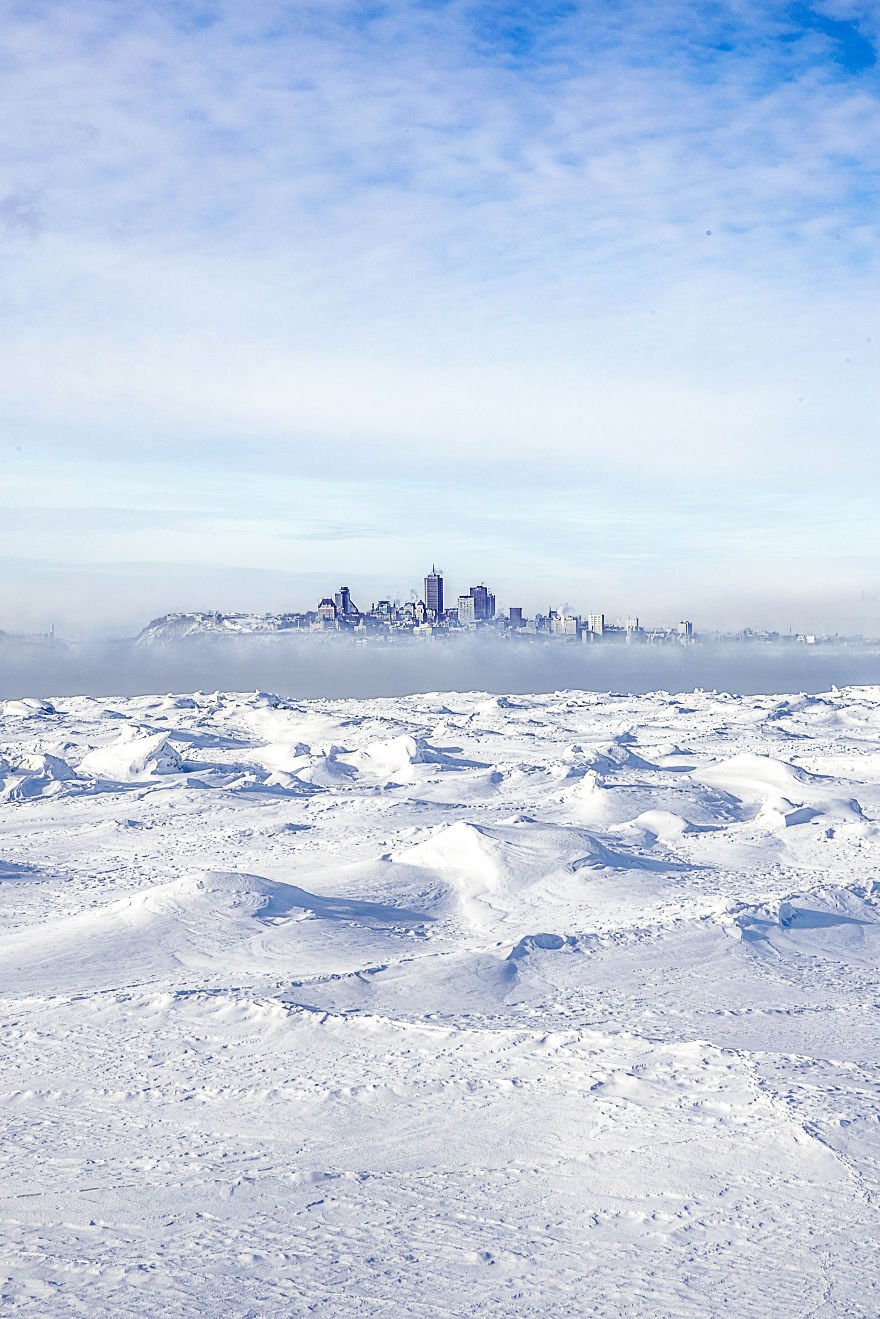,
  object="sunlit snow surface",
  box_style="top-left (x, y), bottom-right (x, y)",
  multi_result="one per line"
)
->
top-left (2, 686), bottom-right (880, 1316)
